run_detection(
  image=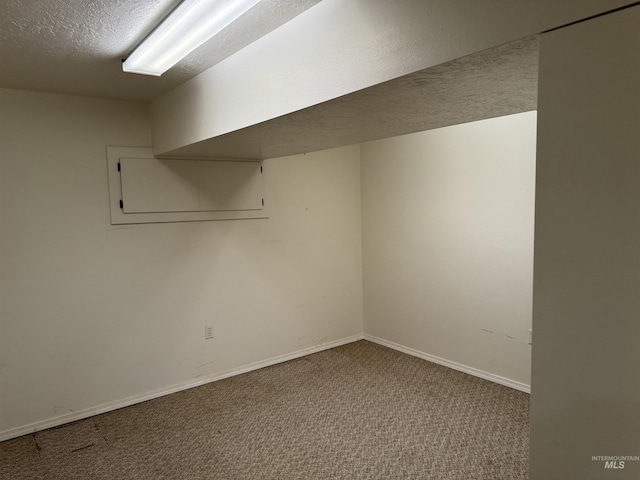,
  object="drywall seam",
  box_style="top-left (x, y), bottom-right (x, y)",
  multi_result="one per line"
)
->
top-left (364, 334), bottom-right (531, 394)
top-left (0, 334), bottom-right (364, 443)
